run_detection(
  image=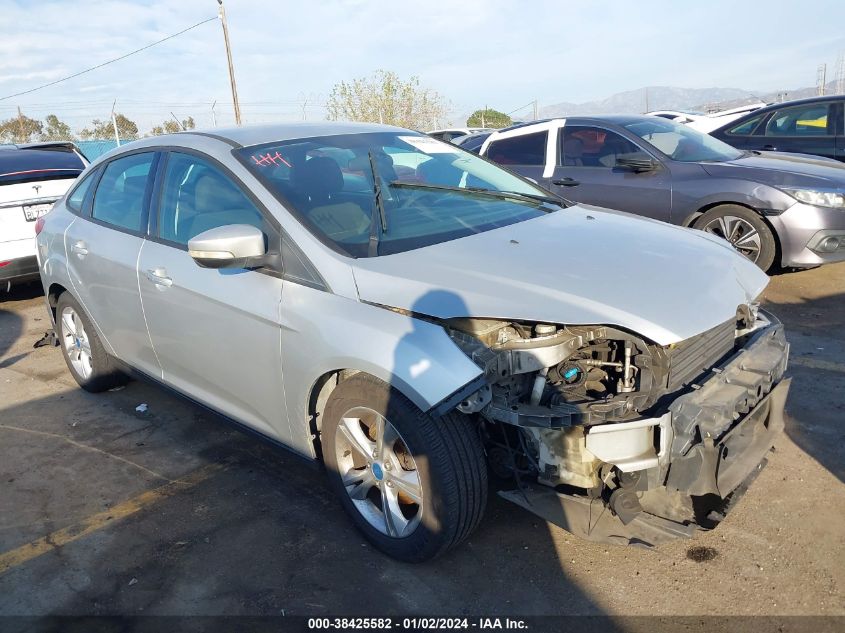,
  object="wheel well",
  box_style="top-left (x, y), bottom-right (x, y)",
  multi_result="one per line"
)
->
top-left (46, 283), bottom-right (69, 322)
top-left (307, 369), bottom-right (363, 461)
top-left (684, 202), bottom-right (782, 265)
